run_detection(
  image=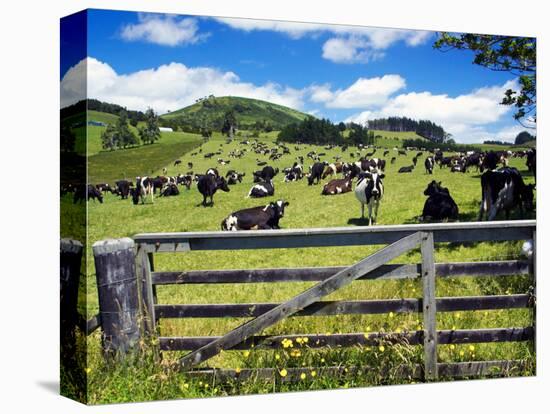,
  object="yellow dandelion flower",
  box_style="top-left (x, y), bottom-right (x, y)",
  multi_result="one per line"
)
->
top-left (417, 326), bottom-right (422, 331)
top-left (389, 312), bottom-right (395, 318)
top-left (296, 337), bottom-right (303, 345)
top-left (204, 383), bottom-right (209, 389)
top-left (395, 328), bottom-right (402, 334)
top-left (472, 353), bottom-right (476, 358)
top-left (275, 354), bottom-right (281, 360)
top-left (300, 373), bottom-right (306, 380)
top-left (279, 369), bottom-right (288, 377)
top-left (199, 381), bottom-right (203, 386)
top-left (366, 326), bottom-right (371, 332)
top-left (85, 367), bottom-right (91, 374)
top-left (344, 367), bottom-right (349, 373)
top-left (459, 351), bottom-right (465, 356)
top-left (450, 344), bottom-right (456, 350)
top-left (452, 325), bottom-right (457, 330)
top-left (364, 332), bottom-right (370, 339)
top-left (321, 358), bottom-right (325, 363)
top-left (455, 312), bottom-right (461, 319)
top-left (181, 382), bottom-right (189, 390)
top-left (469, 345), bottom-right (475, 352)
top-left (243, 350), bottom-right (250, 358)
top-left (311, 370), bottom-right (317, 377)
top-left (484, 311), bottom-right (489, 317)
top-left (379, 345), bottom-right (385, 352)
top-left (235, 368), bottom-right (241, 374)
top-left (303, 337), bottom-right (309, 343)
